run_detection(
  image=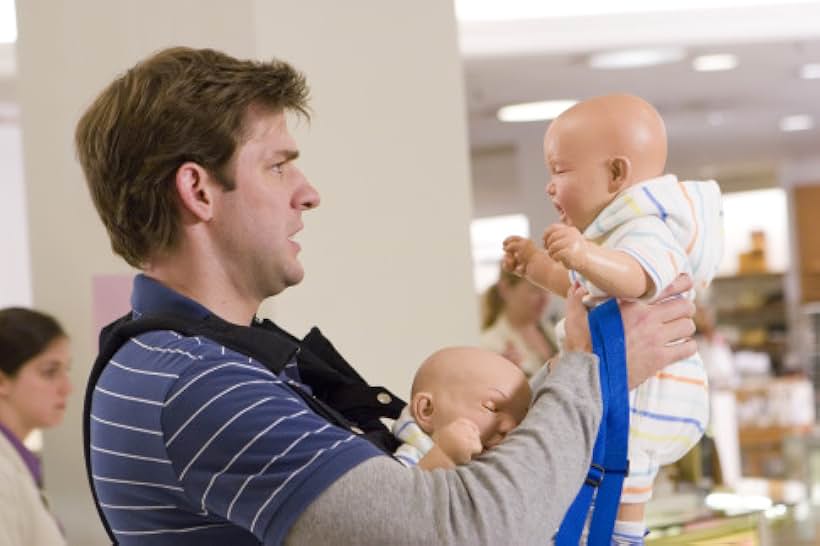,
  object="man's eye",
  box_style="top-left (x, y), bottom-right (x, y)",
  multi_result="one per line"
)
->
top-left (272, 163), bottom-right (285, 174)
